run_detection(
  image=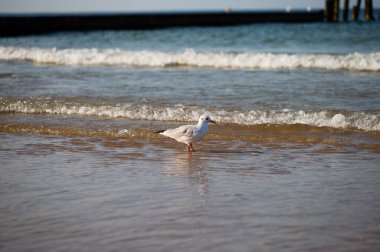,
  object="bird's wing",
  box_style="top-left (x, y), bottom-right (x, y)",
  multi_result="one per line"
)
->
top-left (162, 125), bottom-right (196, 139)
